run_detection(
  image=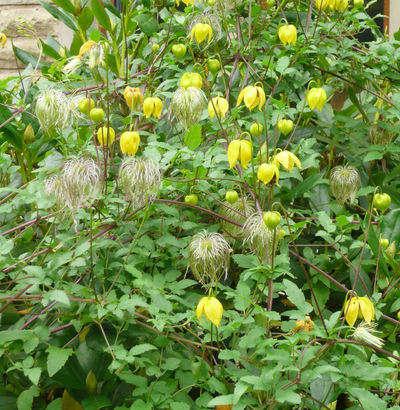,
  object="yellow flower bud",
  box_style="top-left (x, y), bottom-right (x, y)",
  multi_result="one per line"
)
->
top-left (344, 295), bottom-right (374, 327)
top-left (97, 126), bottom-right (116, 147)
top-left (385, 242), bottom-right (396, 259)
top-left (179, 72), bottom-right (203, 89)
top-left (208, 97), bottom-right (229, 119)
top-left (143, 97), bottom-right (163, 119)
top-left (257, 163), bottom-right (280, 185)
top-left (23, 124), bottom-right (35, 143)
top-left (79, 40), bottom-right (97, 57)
top-left (190, 23), bottom-right (213, 45)
top-left (277, 119), bottom-right (294, 135)
top-left (196, 296), bottom-right (223, 327)
top-left (120, 131), bottom-right (140, 156)
top-left (0, 32), bottom-right (7, 48)
top-left (123, 86), bottom-right (143, 110)
top-left (227, 139), bottom-right (253, 169)
top-left (306, 87), bottom-right (327, 111)
top-left (278, 24), bottom-right (297, 45)
top-left (273, 150), bottom-right (301, 171)
top-left (237, 85), bottom-right (266, 111)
